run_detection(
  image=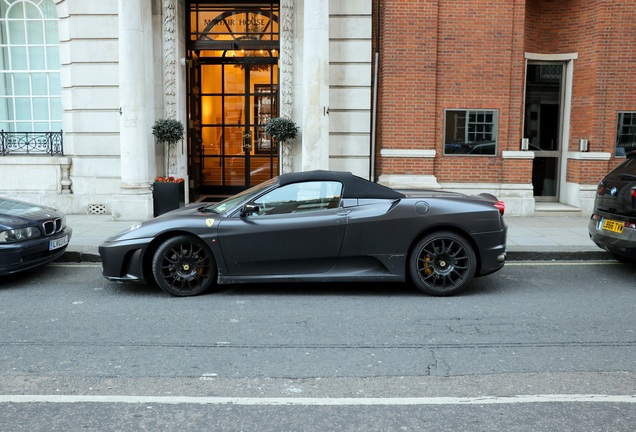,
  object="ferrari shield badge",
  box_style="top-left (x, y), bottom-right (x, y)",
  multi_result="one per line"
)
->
top-left (206, 218), bottom-right (215, 227)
